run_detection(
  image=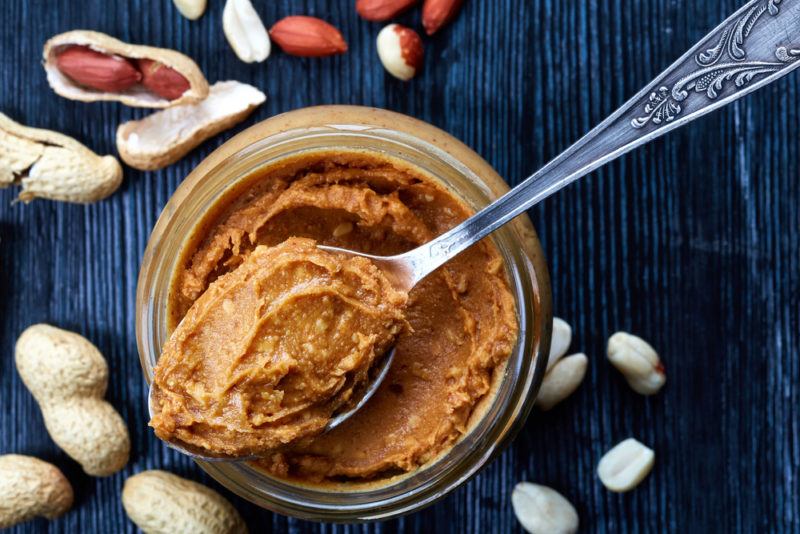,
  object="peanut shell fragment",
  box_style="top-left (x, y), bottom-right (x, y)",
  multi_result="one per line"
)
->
top-left (0, 113), bottom-right (122, 203)
top-left (122, 470), bottom-right (248, 534)
top-left (536, 353), bottom-right (588, 410)
top-left (607, 331), bottom-right (666, 395)
top-left (0, 454), bottom-right (74, 529)
top-left (511, 482), bottom-right (579, 534)
top-left (597, 438), bottom-right (655, 492)
top-left (44, 30), bottom-right (209, 108)
top-left (116, 81), bottom-right (266, 171)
